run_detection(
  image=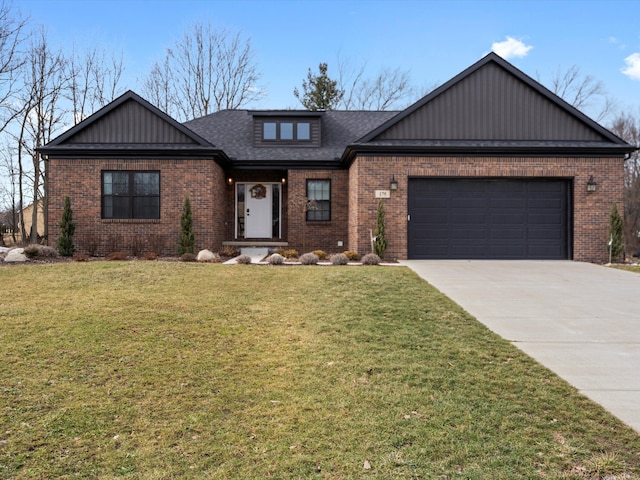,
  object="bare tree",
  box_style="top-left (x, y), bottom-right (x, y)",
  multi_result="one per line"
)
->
top-left (542, 65), bottom-right (617, 122)
top-left (142, 56), bottom-right (175, 115)
top-left (15, 27), bottom-right (68, 243)
top-left (337, 55), bottom-right (415, 110)
top-left (66, 46), bottom-right (125, 124)
top-left (610, 112), bottom-right (640, 255)
top-left (0, 0), bottom-right (28, 134)
top-left (142, 22), bottom-right (263, 121)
